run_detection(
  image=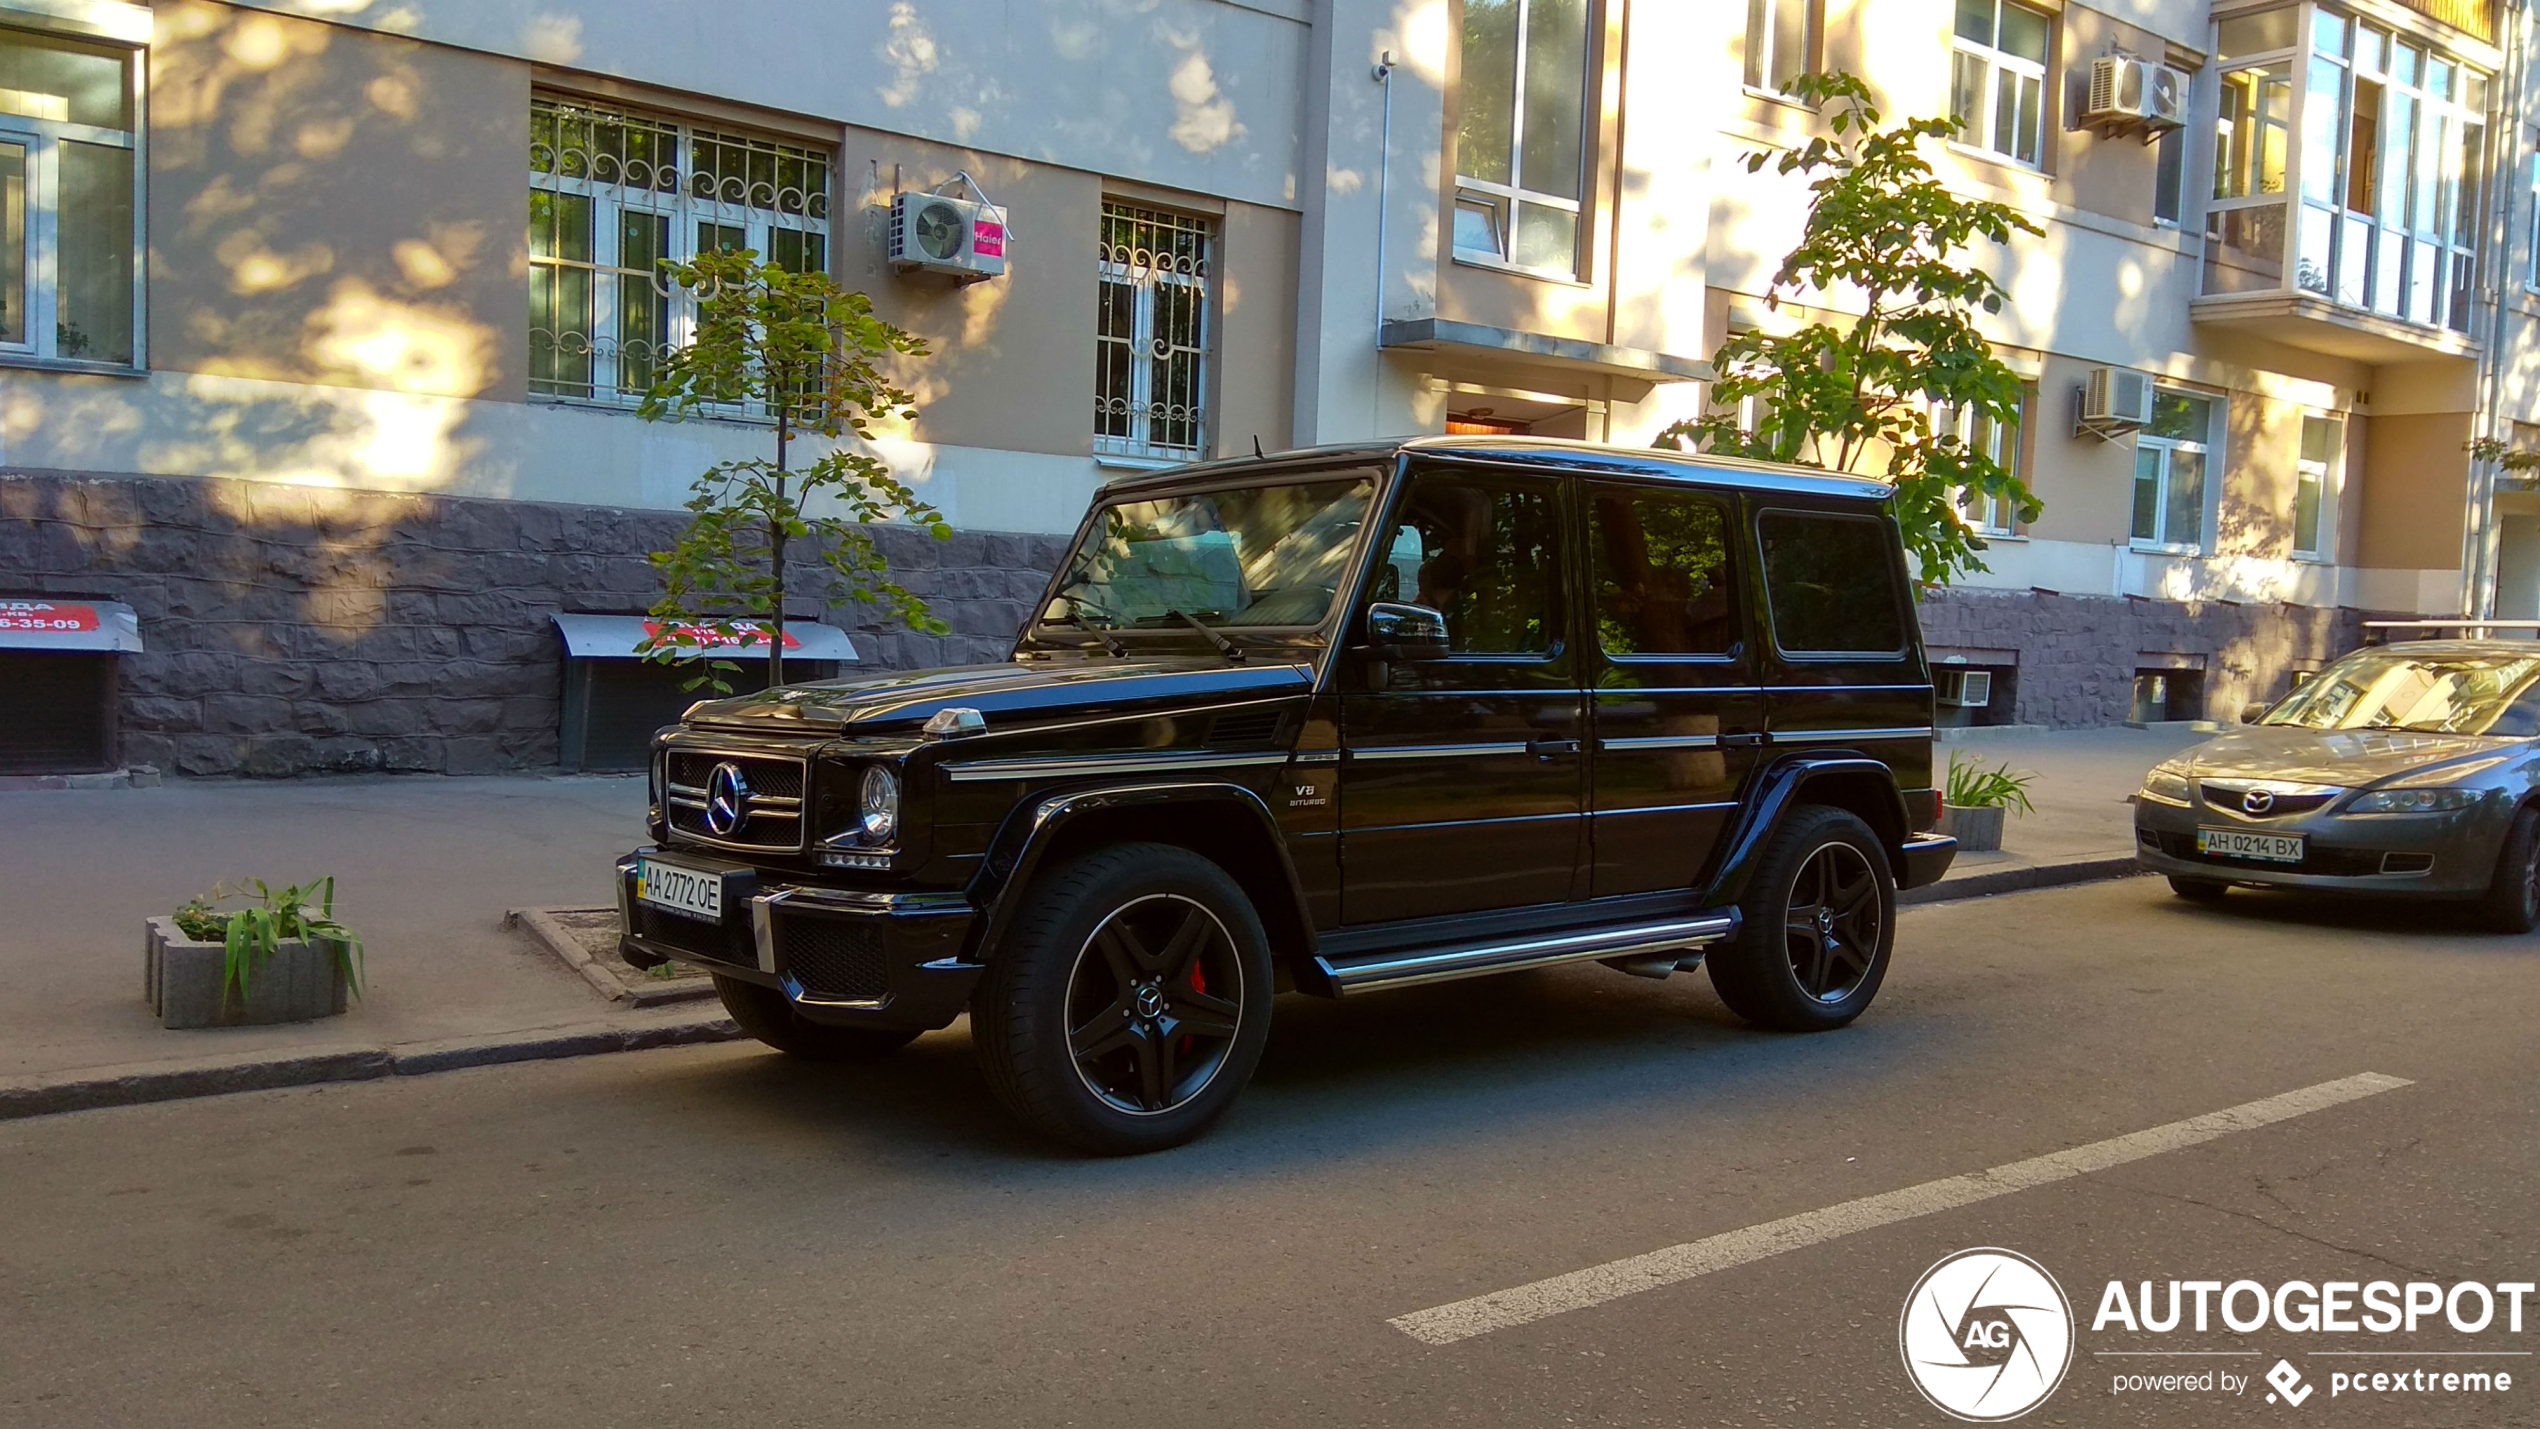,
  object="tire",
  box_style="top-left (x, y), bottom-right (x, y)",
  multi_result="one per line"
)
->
top-left (2167, 875), bottom-right (2231, 902)
top-left (712, 974), bottom-right (921, 1061)
top-left (2476, 805), bottom-right (2540, 934)
top-left (971, 843), bottom-right (1274, 1155)
top-left (1707, 805), bottom-right (1896, 1032)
